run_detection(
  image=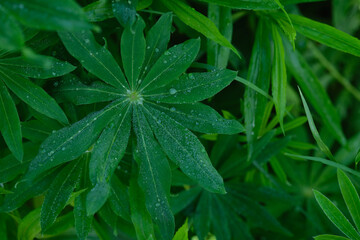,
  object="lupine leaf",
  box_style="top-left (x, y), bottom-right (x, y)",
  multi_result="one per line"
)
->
top-left (139, 38), bottom-right (200, 91)
top-left (133, 105), bottom-right (174, 240)
top-left (143, 104), bottom-right (226, 194)
top-left (58, 30), bottom-right (129, 91)
top-left (0, 0), bottom-right (91, 31)
top-left (145, 69), bottom-right (237, 103)
top-left (121, 16), bottom-right (146, 90)
top-left (0, 80), bottom-right (22, 161)
top-left (112, 0), bottom-right (138, 28)
top-left (23, 100), bottom-right (127, 182)
top-left (0, 67), bottom-right (68, 124)
top-left (146, 102), bottom-right (244, 134)
top-left (54, 77), bottom-right (123, 105)
top-left (141, 12), bottom-right (172, 78)
top-left (337, 169), bottom-right (360, 232)
top-left (313, 190), bottom-right (360, 240)
top-left (87, 105), bottom-right (131, 214)
top-left (41, 159), bottom-right (82, 231)
top-left (0, 56), bottom-right (76, 79)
